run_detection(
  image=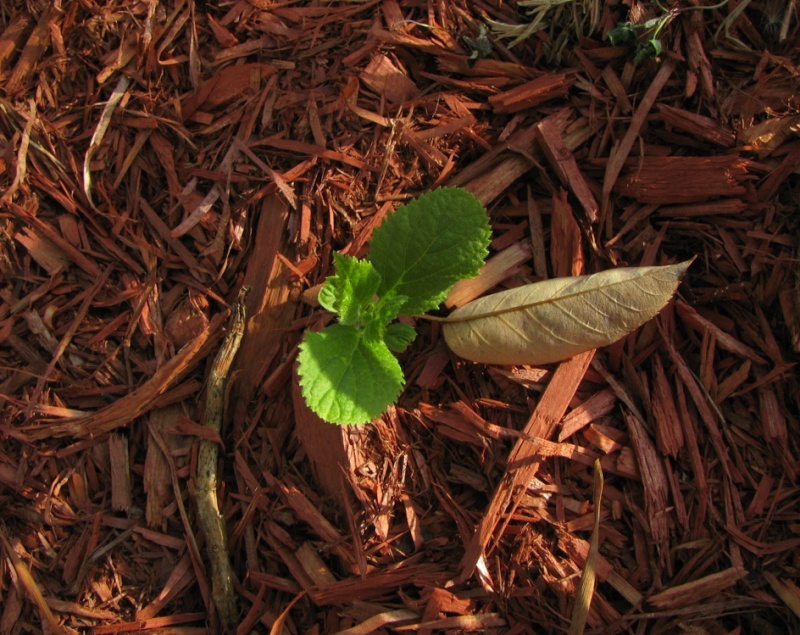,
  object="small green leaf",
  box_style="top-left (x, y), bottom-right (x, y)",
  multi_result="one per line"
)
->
top-left (363, 293), bottom-right (409, 342)
top-left (297, 324), bottom-right (404, 425)
top-left (369, 187), bottom-right (491, 315)
top-left (318, 253), bottom-right (381, 326)
top-left (384, 323), bottom-right (417, 353)
top-left (634, 39), bottom-right (662, 65)
top-left (647, 38), bottom-right (663, 57)
top-left (372, 294), bottom-right (409, 329)
top-left (607, 23), bottom-right (636, 45)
